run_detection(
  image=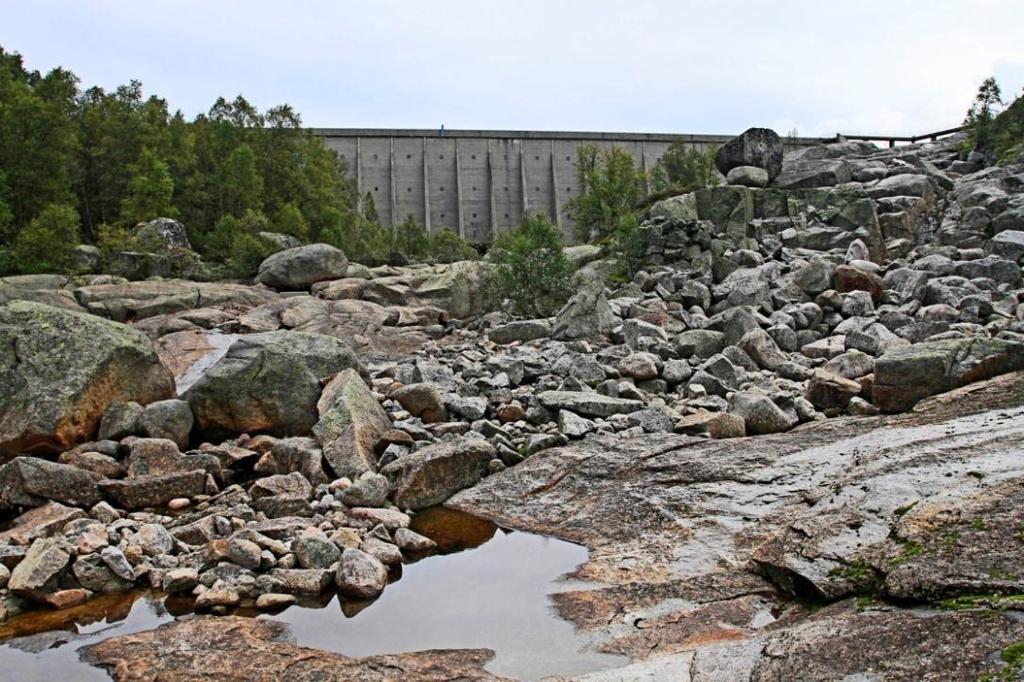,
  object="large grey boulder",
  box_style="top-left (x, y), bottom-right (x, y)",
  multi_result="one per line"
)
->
top-left (255, 244), bottom-right (348, 291)
top-left (381, 437), bottom-right (496, 510)
top-left (551, 282), bottom-right (620, 341)
top-left (728, 392), bottom-right (797, 435)
top-left (184, 331), bottom-right (362, 438)
top-left (874, 338), bottom-right (1024, 412)
top-left (725, 165), bottom-right (769, 188)
top-left (775, 159), bottom-right (853, 189)
top-left (0, 301), bottom-right (175, 456)
top-left (313, 369), bottom-right (391, 480)
top-left (991, 230), bottom-right (1024, 261)
top-left (135, 218), bottom-right (192, 252)
top-left (486, 320), bottom-right (551, 344)
top-left (139, 399), bottom-right (193, 450)
top-left (714, 128), bottom-right (784, 181)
